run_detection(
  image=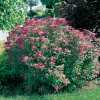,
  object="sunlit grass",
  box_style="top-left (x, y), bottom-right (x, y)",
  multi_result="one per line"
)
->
top-left (0, 40), bottom-right (5, 53)
top-left (0, 87), bottom-right (100, 100)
